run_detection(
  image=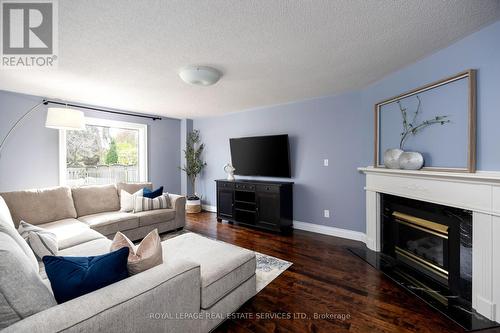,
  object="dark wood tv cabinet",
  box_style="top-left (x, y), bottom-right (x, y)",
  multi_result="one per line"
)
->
top-left (215, 179), bottom-right (293, 233)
